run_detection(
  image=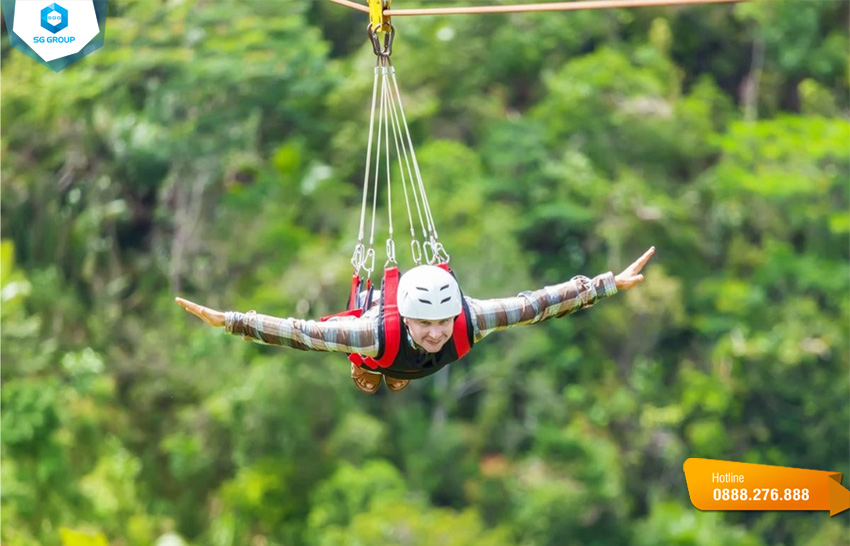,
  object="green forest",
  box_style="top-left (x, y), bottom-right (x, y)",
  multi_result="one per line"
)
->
top-left (1, 0), bottom-right (848, 544)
